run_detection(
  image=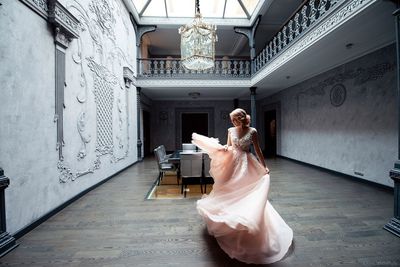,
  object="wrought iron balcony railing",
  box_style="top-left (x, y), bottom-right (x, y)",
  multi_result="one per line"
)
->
top-left (253, 0), bottom-right (339, 74)
top-left (137, 58), bottom-right (252, 78)
top-left (137, 0), bottom-right (345, 80)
